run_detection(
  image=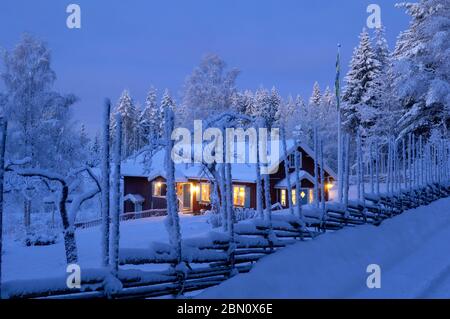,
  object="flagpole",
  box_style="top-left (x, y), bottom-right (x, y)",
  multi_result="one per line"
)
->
top-left (336, 44), bottom-right (343, 203)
